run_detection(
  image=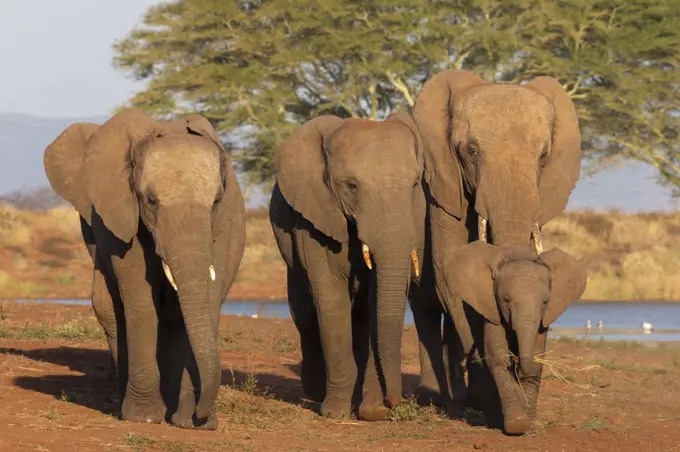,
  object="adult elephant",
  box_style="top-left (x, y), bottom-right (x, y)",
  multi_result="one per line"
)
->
top-left (43, 110), bottom-right (246, 429)
top-left (410, 69), bottom-right (582, 413)
top-left (269, 112), bottom-right (425, 421)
